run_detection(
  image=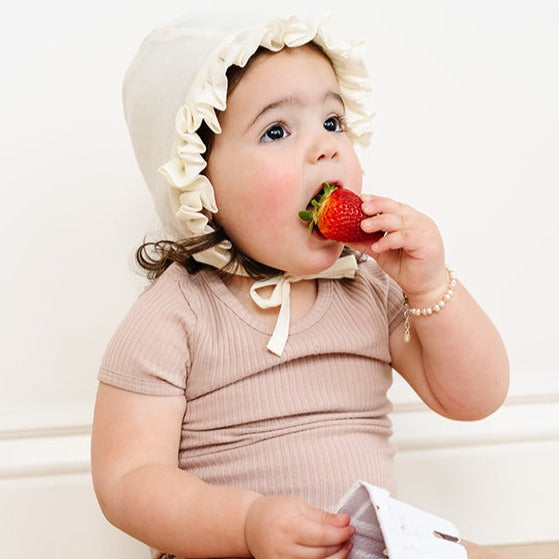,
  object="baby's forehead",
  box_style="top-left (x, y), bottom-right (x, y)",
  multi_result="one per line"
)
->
top-left (222, 46), bottom-right (343, 119)
top-left (229, 44), bottom-right (341, 95)
top-left (226, 42), bottom-right (336, 85)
